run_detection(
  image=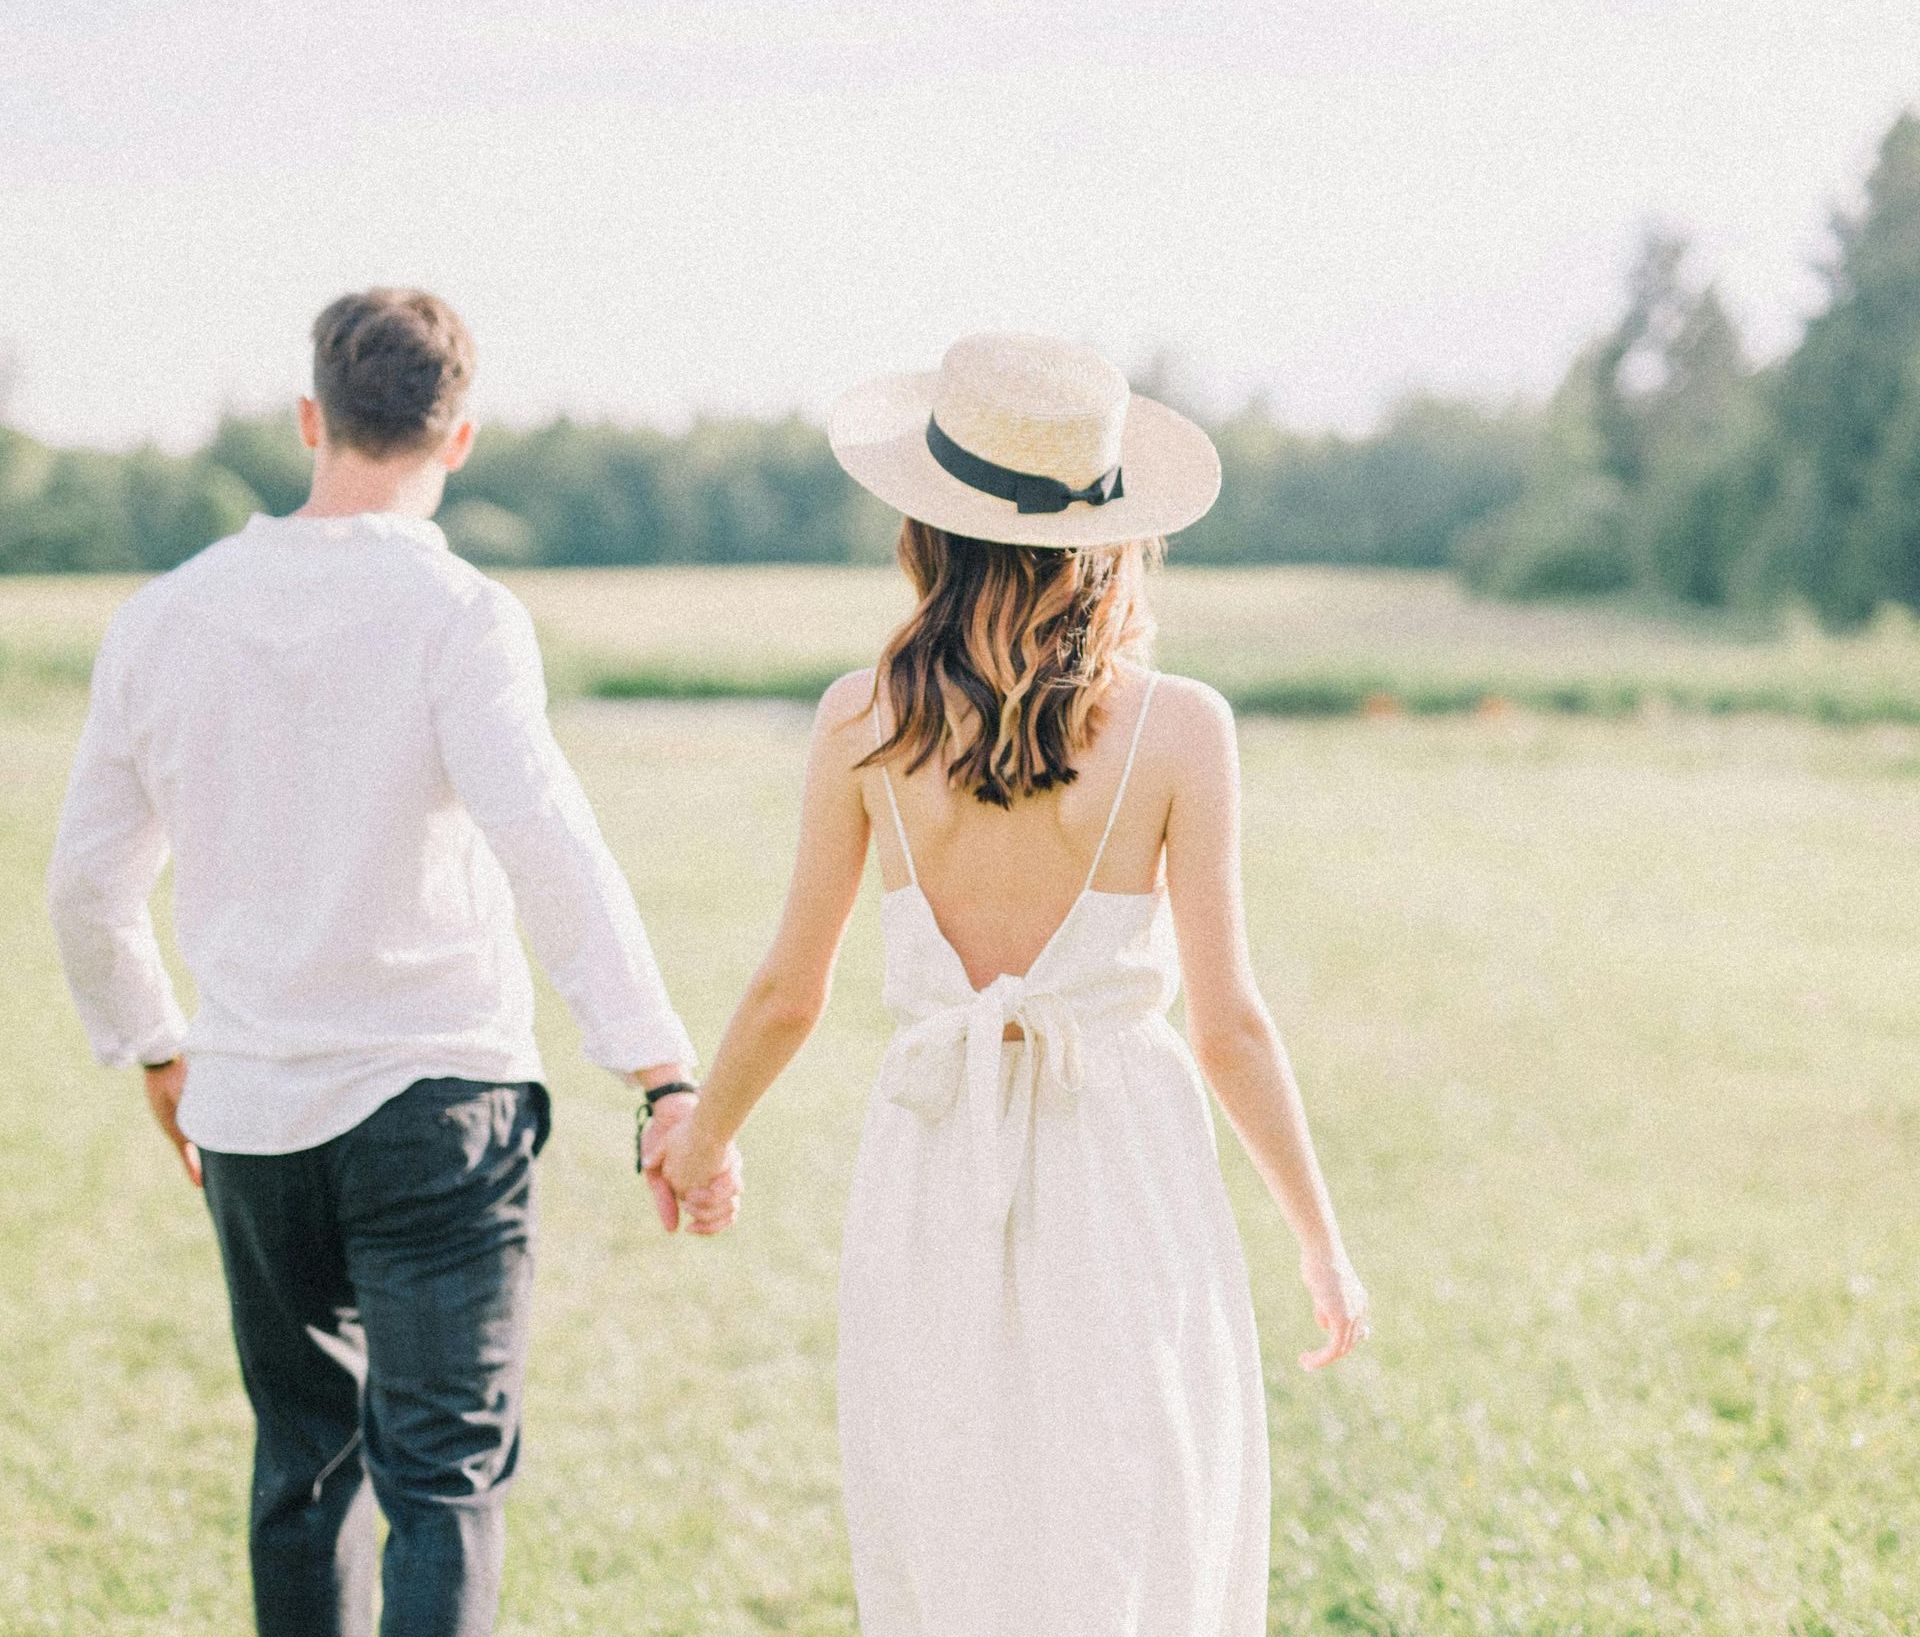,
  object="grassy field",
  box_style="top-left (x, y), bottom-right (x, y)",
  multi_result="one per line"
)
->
top-left (8, 564), bottom-right (1920, 723)
top-left (3, 568), bottom-right (1919, 1633)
